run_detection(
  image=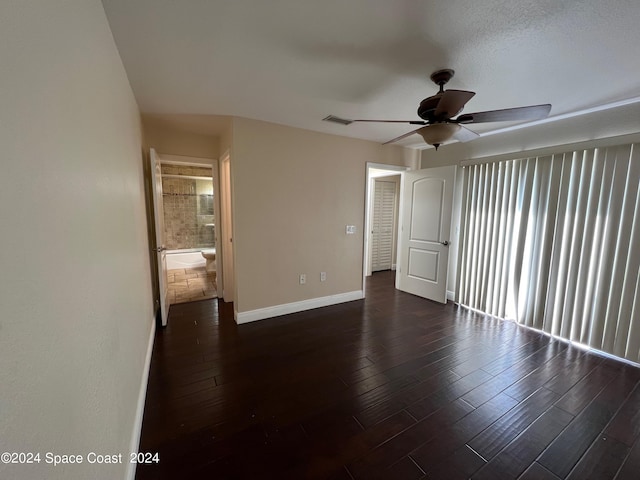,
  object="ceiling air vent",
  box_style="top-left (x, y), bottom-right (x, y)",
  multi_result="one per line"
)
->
top-left (323, 115), bottom-right (353, 126)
